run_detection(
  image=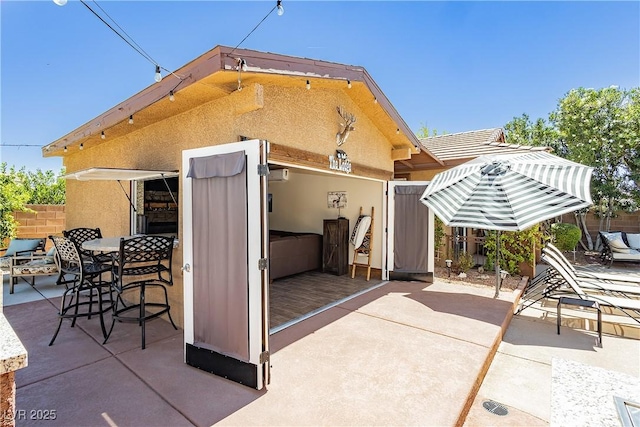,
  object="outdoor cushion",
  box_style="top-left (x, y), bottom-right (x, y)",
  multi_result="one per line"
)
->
top-left (11, 261), bottom-right (58, 275)
top-left (612, 249), bottom-right (640, 261)
top-left (611, 246), bottom-right (631, 254)
top-left (625, 233), bottom-right (640, 250)
top-left (601, 231), bottom-right (623, 244)
top-left (608, 238), bottom-right (630, 250)
top-left (3, 239), bottom-right (42, 256)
